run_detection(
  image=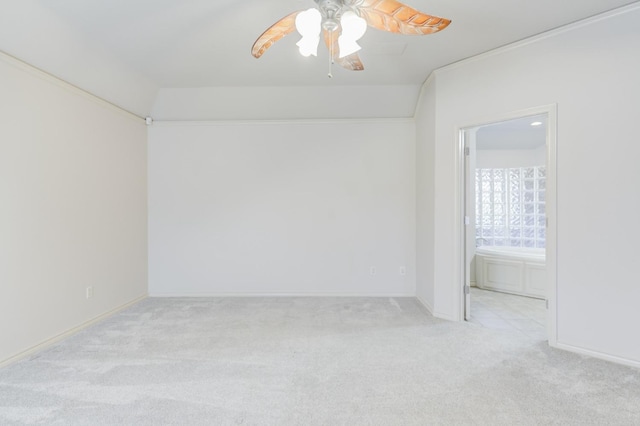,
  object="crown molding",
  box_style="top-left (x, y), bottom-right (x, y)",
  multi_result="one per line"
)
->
top-left (0, 49), bottom-right (145, 123)
top-left (149, 117), bottom-right (415, 127)
top-left (434, 2), bottom-right (640, 76)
